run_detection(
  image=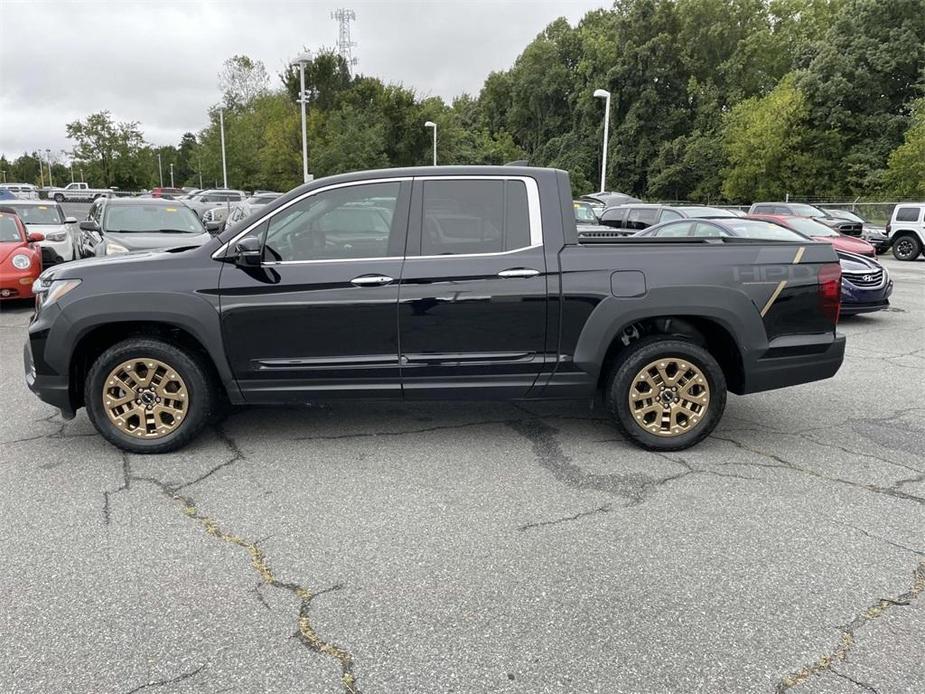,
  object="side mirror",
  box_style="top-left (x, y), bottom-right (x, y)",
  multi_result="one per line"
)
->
top-left (64, 216), bottom-right (78, 224)
top-left (205, 220), bottom-right (223, 234)
top-left (79, 220), bottom-right (100, 232)
top-left (233, 237), bottom-right (262, 267)
top-left (27, 231), bottom-right (45, 242)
